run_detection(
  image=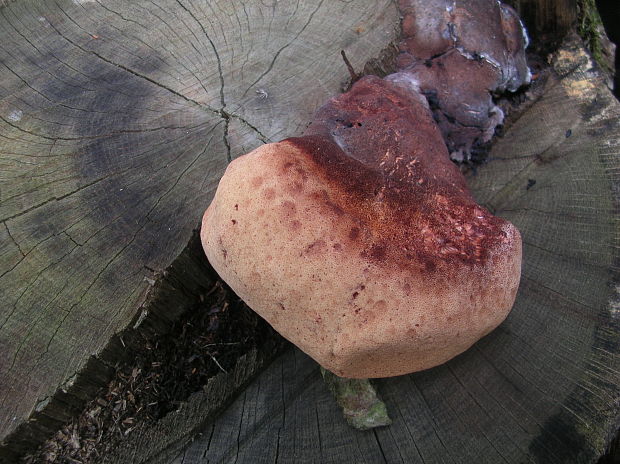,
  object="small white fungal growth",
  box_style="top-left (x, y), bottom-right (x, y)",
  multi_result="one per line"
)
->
top-left (7, 110), bottom-right (23, 122)
top-left (385, 73), bottom-right (429, 109)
